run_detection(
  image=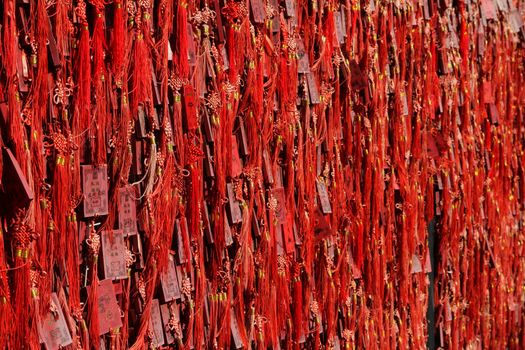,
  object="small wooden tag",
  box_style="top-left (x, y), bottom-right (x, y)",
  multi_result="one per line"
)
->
top-left (482, 81), bottom-right (494, 104)
top-left (2, 147), bottom-right (34, 208)
top-left (271, 187), bottom-right (287, 224)
top-left (316, 181), bottom-right (332, 214)
top-left (187, 23), bottom-right (197, 65)
top-left (410, 254), bottom-right (423, 274)
top-left (118, 186), bottom-right (138, 235)
top-left (297, 39), bottom-right (310, 74)
top-left (38, 293), bottom-right (73, 350)
top-left (101, 230), bottom-right (128, 280)
top-left (82, 164), bottom-right (109, 217)
top-left (250, 0), bottom-right (266, 24)
top-left (149, 299), bottom-right (165, 347)
top-left (160, 304), bottom-right (176, 344)
top-left (226, 183), bottom-right (242, 224)
top-left (203, 203), bottom-right (214, 244)
top-left (230, 309), bottom-right (245, 349)
top-left (334, 11), bottom-right (345, 45)
top-left (96, 279), bottom-right (123, 335)
top-left (306, 72), bottom-right (321, 104)
top-left (262, 149), bottom-right (274, 184)
top-left (183, 85), bottom-right (198, 131)
top-left (160, 254), bottom-right (181, 302)
top-left (175, 219), bottom-right (188, 264)
top-left (231, 137), bottom-right (243, 178)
